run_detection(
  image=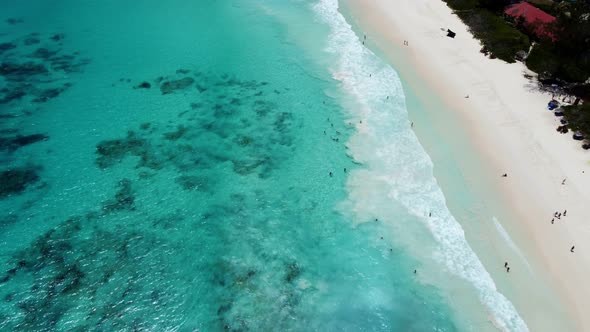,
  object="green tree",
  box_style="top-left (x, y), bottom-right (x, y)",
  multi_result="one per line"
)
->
top-left (478, 0), bottom-right (511, 12)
